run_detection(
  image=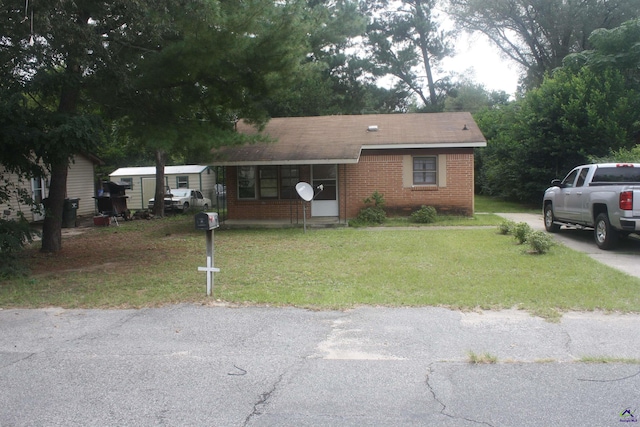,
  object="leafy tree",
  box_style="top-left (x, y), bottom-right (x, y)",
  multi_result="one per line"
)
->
top-left (92, 1), bottom-right (309, 216)
top-left (1, 0), bottom-right (309, 250)
top-left (361, 0), bottom-right (455, 110)
top-left (478, 67), bottom-right (638, 203)
top-left (264, 0), bottom-right (411, 116)
top-left (1, 0), bottom-right (109, 252)
top-left (448, 0), bottom-right (640, 88)
top-left (564, 18), bottom-right (640, 91)
top-left (443, 83), bottom-right (510, 113)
